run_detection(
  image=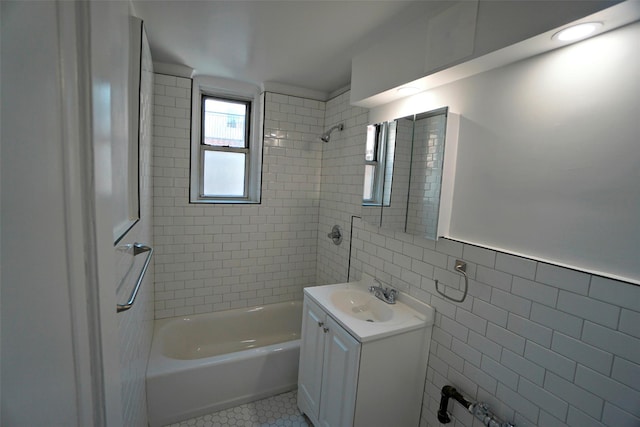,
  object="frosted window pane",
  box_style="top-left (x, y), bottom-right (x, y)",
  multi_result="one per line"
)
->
top-left (203, 151), bottom-right (245, 197)
top-left (363, 165), bottom-right (375, 200)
